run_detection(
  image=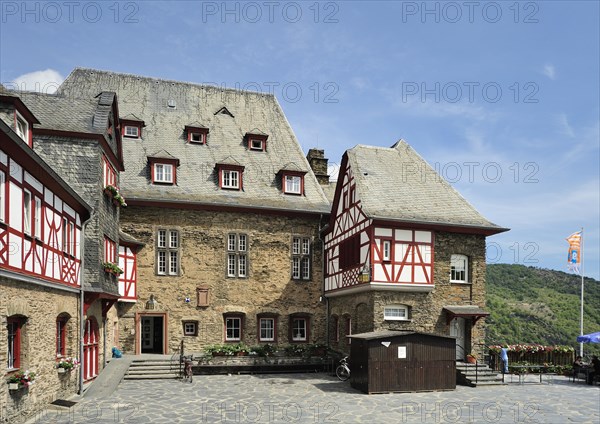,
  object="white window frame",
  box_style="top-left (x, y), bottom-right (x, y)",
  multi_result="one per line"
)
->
top-left (15, 110), bottom-right (29, 142)
top-left (284, 175), bottom-right (302, 194)
top-left (154, 163), bottom-right (174, 184)
top-left (382, 240), bottom-right (391, 261)
top-left (450, 254), bottom-right (468, 283)
top-left (183, 322), bottom-right (197, 336)
top-left (157, 229), bottom-right (179, 275)
top-left (259, 318), bottom-right (275, 342)
top-left (249, 139), bottom-right (264, 151)
top-left (34, 197), bottom-right (42, 239)
top-left (225, 317), bottom-right (241, 341)
top-left (222, 170), bottom-right (240, 189)
top-left (227, 233), bottom-right (248, 278)
top-left (292, 318), bottom-right (307, 342)
top-left (190, 132), bottom-right (205, 144)
top-left (384, 305), bottom-right (410, 321)
top-left (291, 236), bottom-right (311, 280)
top-left (0, 171), bottom-right (5, 223)
top-left (23, 189), bottom-right (32, 235)
top-left (124, 125), bottom-right (139, 138)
